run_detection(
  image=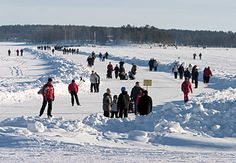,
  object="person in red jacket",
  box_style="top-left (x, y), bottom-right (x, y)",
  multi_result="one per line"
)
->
top-left (181, 77), bottom-right (193, 103)
top-left (68, 79), bottom-right (80, 106)
top-left (39, 78), bottom-right (55, 118)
